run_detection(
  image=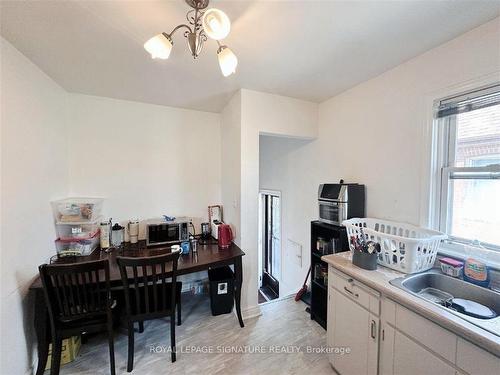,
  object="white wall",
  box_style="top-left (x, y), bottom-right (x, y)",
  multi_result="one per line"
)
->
top-left (0, 39), bottom-right (222, 374)
top-left (220, 91), bottom-right (242, 246)
top-left (68, 94), bottom-right (221, 235)
top-left (317, 17), bottom-right (500, 225)
top-left (242, 90), bottom-right (318, 139)
top-left (238, 90), bottom-right (318, 310)
top-left (0, 37), bottom-right (69, 375)
top-left (259, 17), bottom-right (500, 295)
top-left (259, 135), bottom-right (316, 296)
